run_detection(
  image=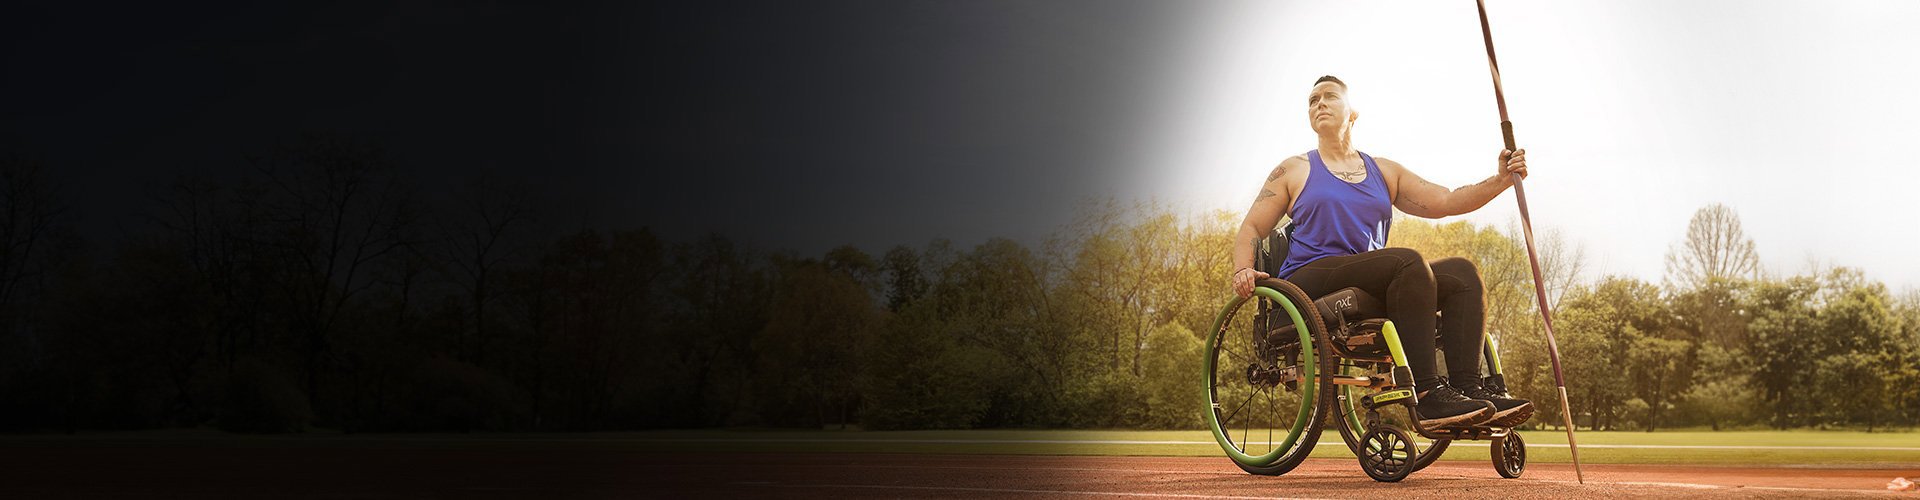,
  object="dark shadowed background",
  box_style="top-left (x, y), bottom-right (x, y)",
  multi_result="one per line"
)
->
top-left (5, 0), bottom-right (1206, 255)
top-left (0, 0), bottom-right (1242, 434)
top-left (3, 4), bottom-right (1917, 499)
